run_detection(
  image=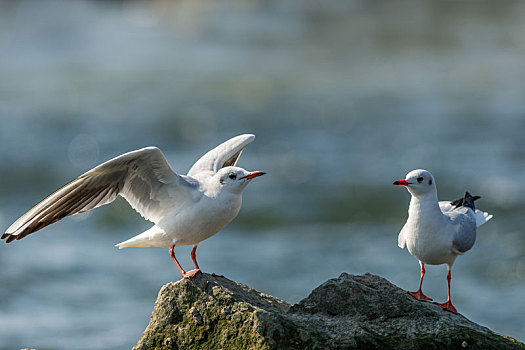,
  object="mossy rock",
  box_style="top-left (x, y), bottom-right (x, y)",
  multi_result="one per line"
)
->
top-left (134, 273), bottom-right (524, 350)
